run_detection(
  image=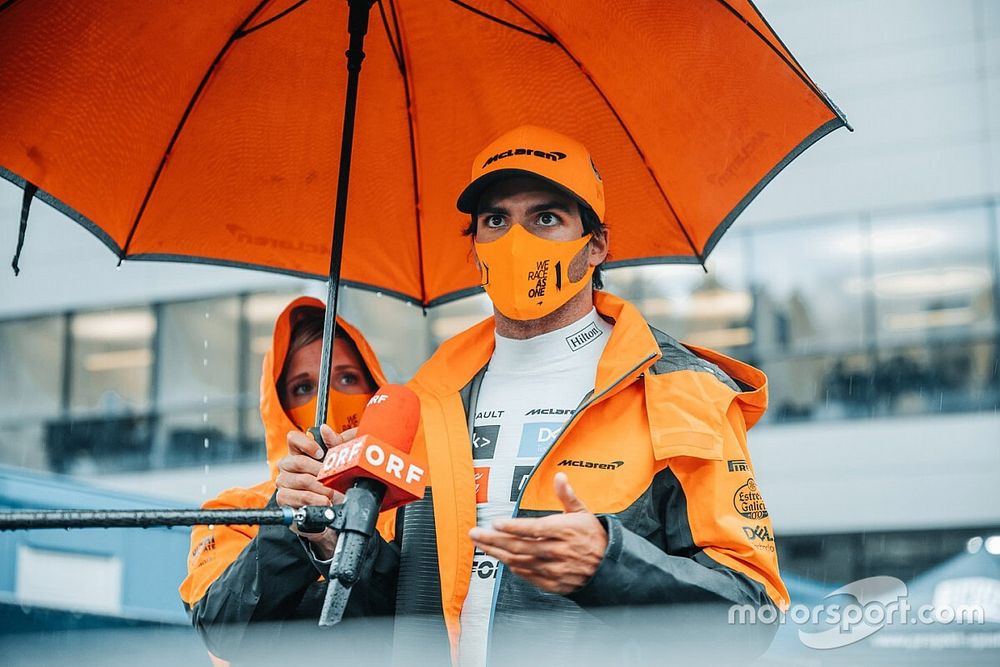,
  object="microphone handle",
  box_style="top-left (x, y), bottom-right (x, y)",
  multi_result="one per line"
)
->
top-left (319, 477), bottom-right (386, 626)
